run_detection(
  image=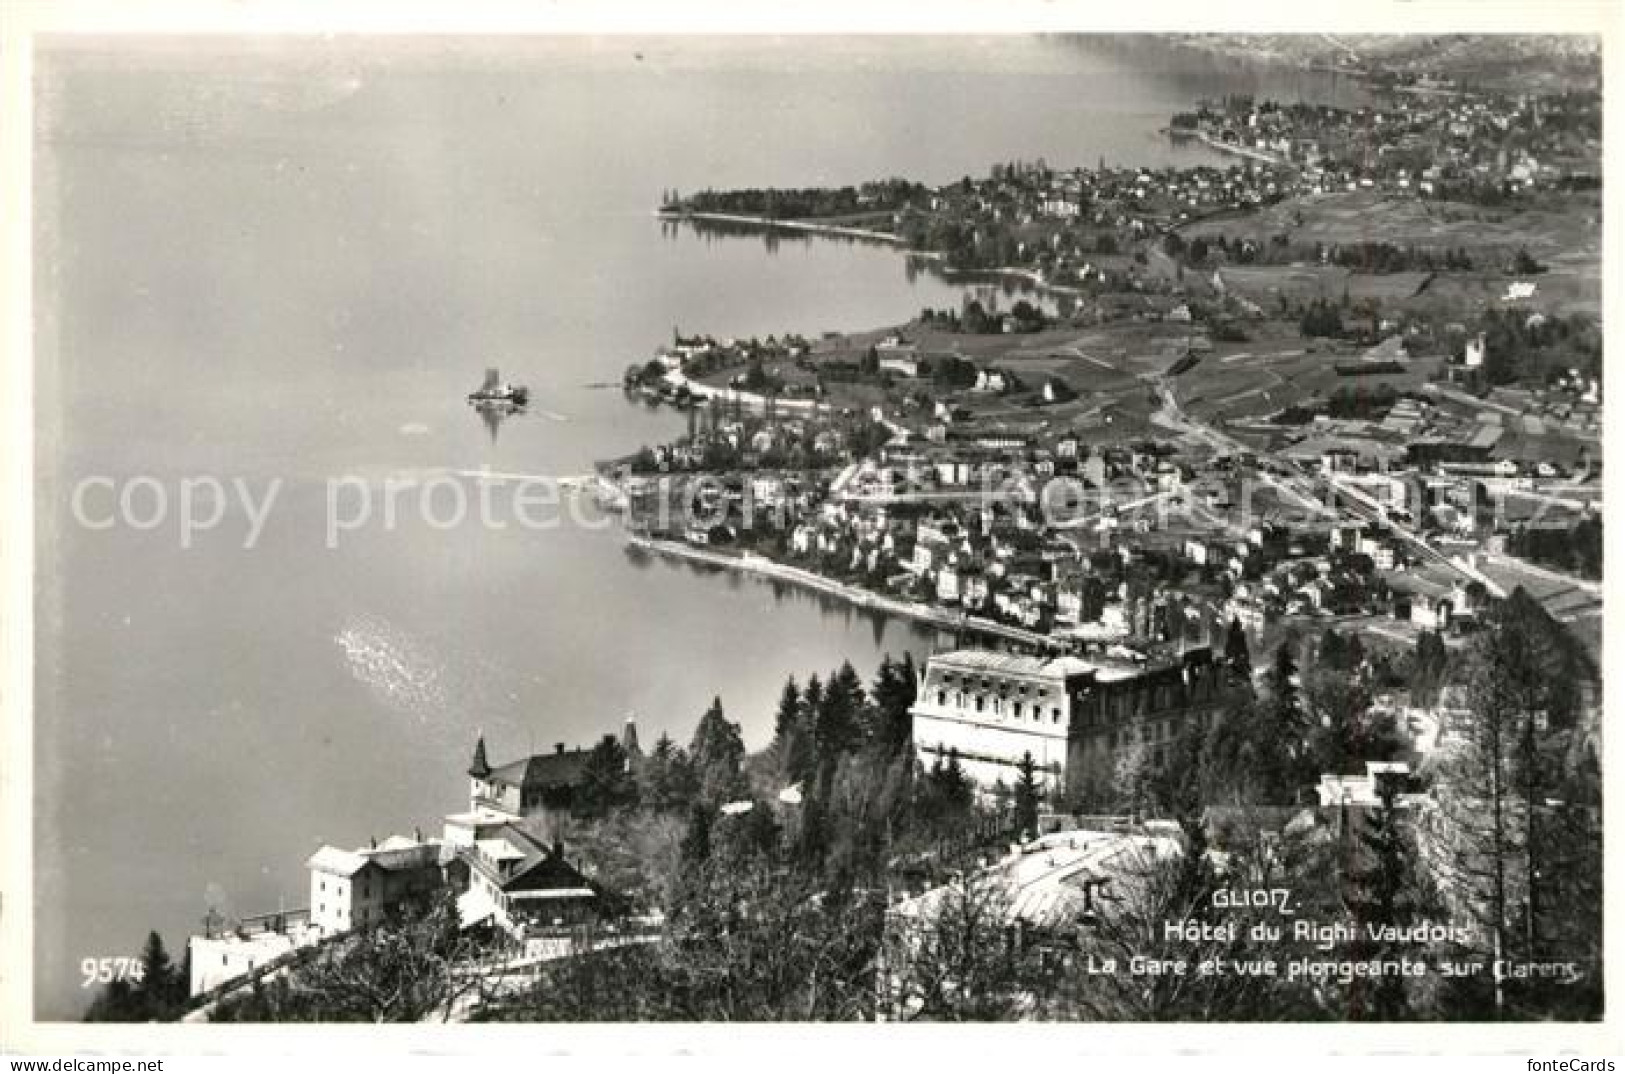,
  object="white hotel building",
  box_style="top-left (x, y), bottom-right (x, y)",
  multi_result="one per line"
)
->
top-left (910, 647), bottom-right (1232, 795)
